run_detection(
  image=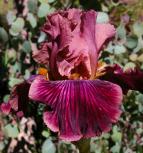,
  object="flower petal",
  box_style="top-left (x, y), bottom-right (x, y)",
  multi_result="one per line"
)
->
top-left (95, 23), bottom-right (116, 52)
top-left (8, 74), bottom-right (38, 115)
top-left (34, 9), bottom-right (116, 80)
top-left (57, 10), bottom-right (98, 78)
top-left (39, 9), bottom-right (97, 79)
top-left (0, 103), bottom-right (11, 115)
top-left (29, 76), bottom-right (122, 141)
top-left (100, 64), bottom-right (143, 94)
top-left (9, 81), bottom-right (31, 114)
top-left (32, 42), bottom-right (51, 65)
top-left (1, 75), bottom-right (38, 117)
